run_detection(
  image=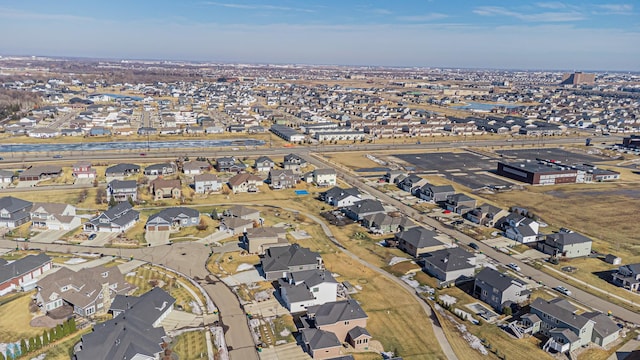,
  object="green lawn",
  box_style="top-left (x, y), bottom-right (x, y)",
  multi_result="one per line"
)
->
top-left (171, 330), bottom-right (210, 360)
